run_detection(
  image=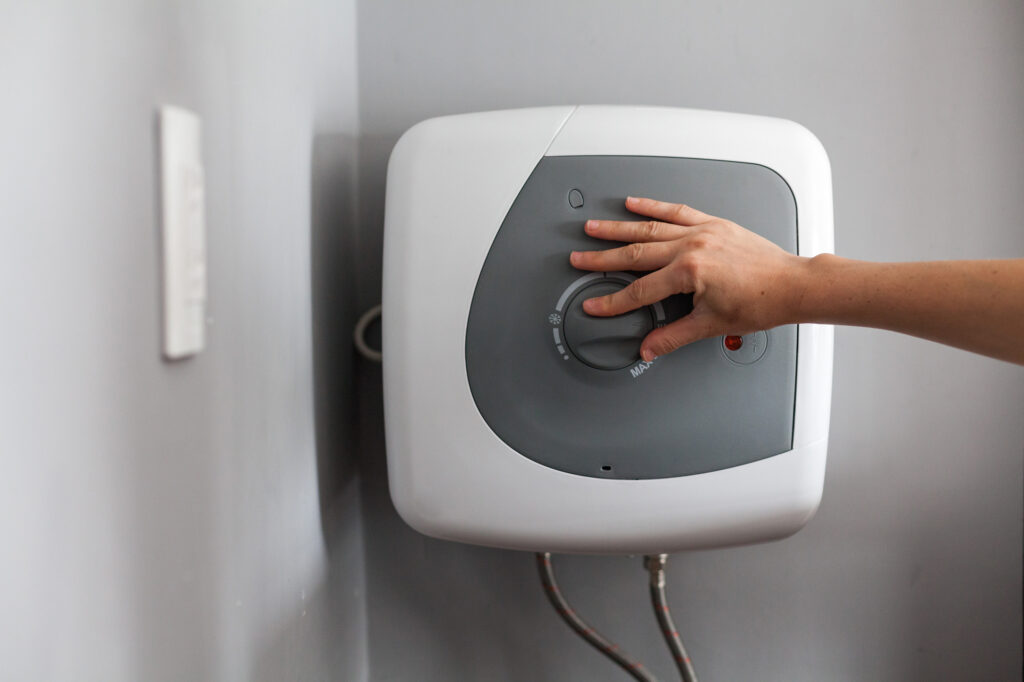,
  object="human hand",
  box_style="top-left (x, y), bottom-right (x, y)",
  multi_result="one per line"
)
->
top-left (569, 196), bottom-right (809, 361)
